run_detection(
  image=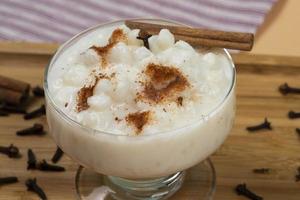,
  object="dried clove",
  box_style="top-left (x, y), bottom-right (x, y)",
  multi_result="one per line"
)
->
top-left (296, 128), bottom-right (300, 135)
top-left (0, 144), bottom-right (21, 158)
top-left (27, 149), bottom-right (37, 170)
top-left (37, 160), bottom-right (65, 172)
top-left (27, 148), bottom-right (65, 172)
top-left (288, 110), bottom-right (300, 119)
top-left (295, 167), bottom-right (300, 182)
top-left (51, 147), bottom-right (64, 163)
top-left (0, 176), bottom-right (18, 186)
top-left (235, 183), bottom-right (263, 200)
top-left (32, 86), bottom-right (44, 97)
top-left (0, 102), bottom-right (26, 114)
top-left (24, 104), bottom-right (45, 120)
top-left (137, 30), bottom-right (152, 49)
top-left (296, 175), bottom-right (300, 182)
top-left (253, 168), bottom-right (270, 174)
top-left (16, 123), bottom-right (45, 136)
top-left (246, 118), bottom-right (272, 132)
top-left (26, 178), bottom-right (47, 200)
top-left (279, 83), bottom-right (300, 95)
